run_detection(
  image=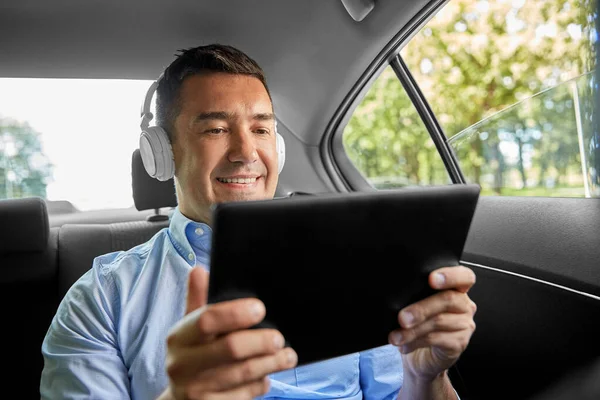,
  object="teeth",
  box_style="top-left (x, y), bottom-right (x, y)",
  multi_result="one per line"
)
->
top-left (218, 177), bottom-right (257, 184)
